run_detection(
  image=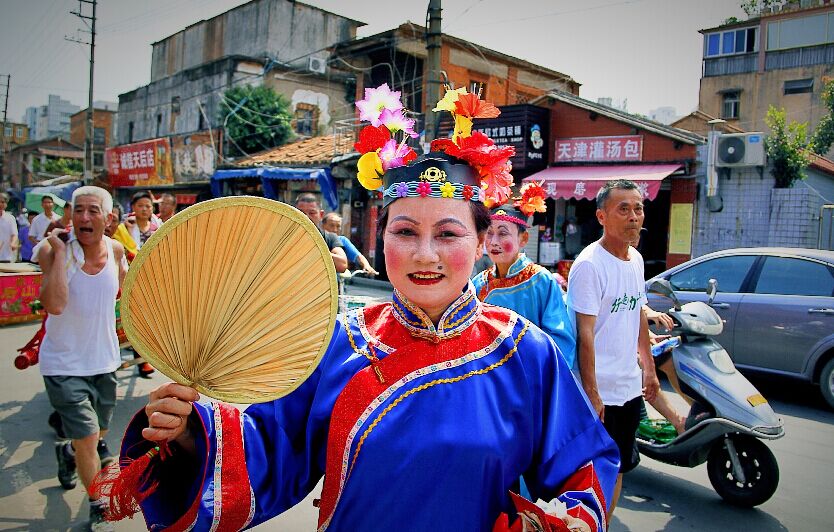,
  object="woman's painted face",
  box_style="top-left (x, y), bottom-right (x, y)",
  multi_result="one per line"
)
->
top-left (132, 198), bottom-right (154, 222)
top-left (485, 220), bottom-right (527, 266)
top-left (384, 198), bottom-right (483, 321)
